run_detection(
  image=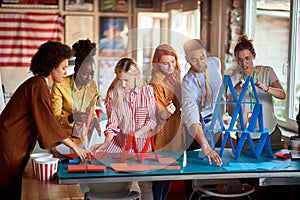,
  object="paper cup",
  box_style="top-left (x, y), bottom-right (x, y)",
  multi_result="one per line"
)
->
top-left (290, 136), bottom-right (300, 150)
top-left (95, 106), bottom-right (103, 119)
top-left (30, 153), bottom-right (53, 177)
top-left (35, 157), bottom-right (59, 181)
